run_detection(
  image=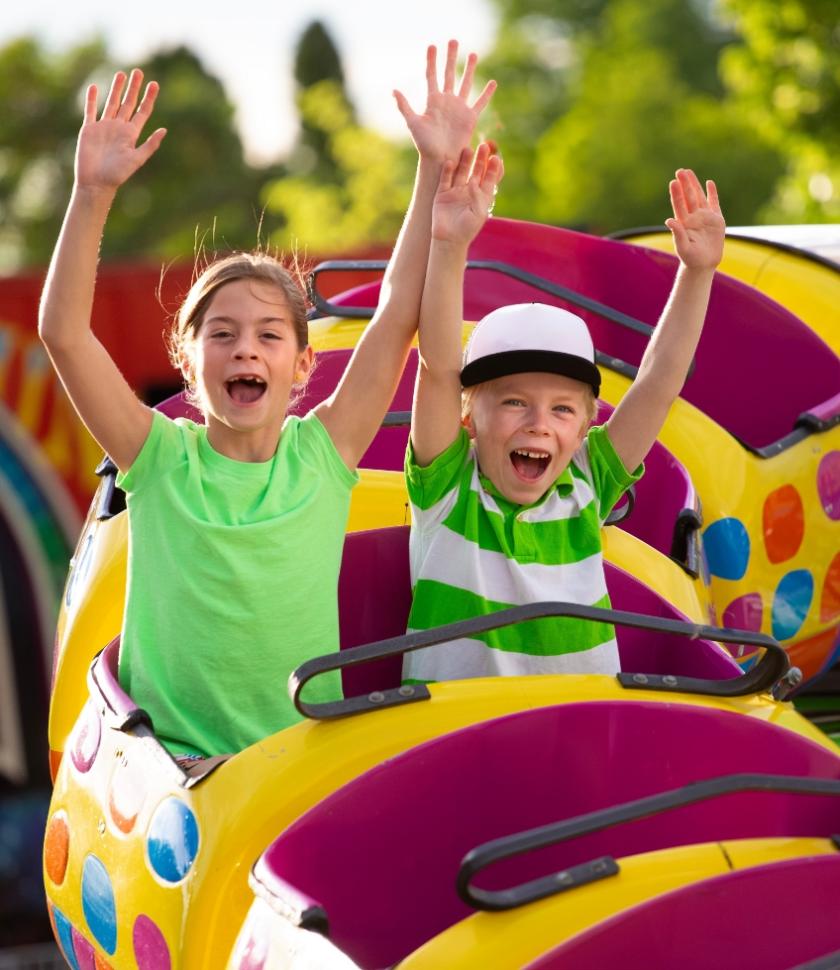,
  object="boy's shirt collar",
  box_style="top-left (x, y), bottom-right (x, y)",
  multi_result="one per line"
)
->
top-left (477, 462), bottom-right (575, 514)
